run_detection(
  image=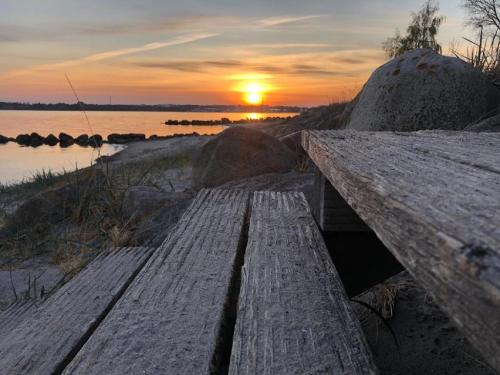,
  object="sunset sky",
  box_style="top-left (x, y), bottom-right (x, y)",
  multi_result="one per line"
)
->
top-left (1, 0), bottom-right (474, 106)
